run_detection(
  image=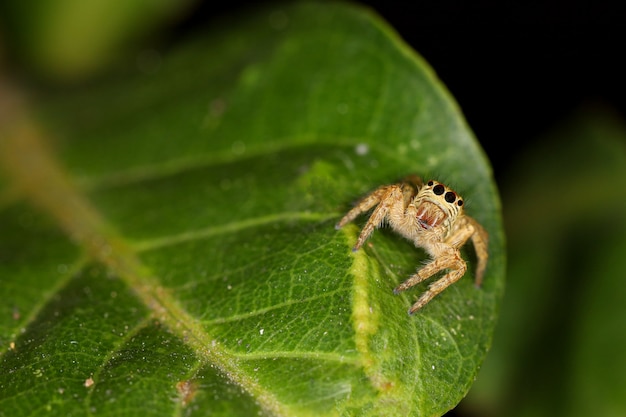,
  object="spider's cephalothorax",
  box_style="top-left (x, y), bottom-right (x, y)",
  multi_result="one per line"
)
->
top-left (335, 175), bottom-right (488, 314)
